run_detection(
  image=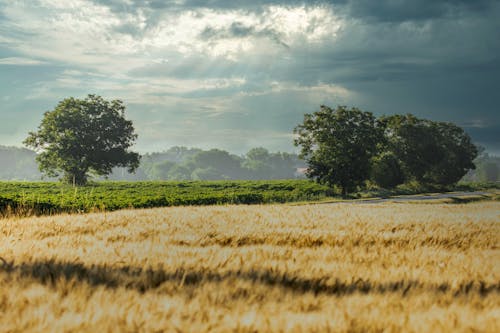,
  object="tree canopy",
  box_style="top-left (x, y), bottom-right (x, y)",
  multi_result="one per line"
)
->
top-left (294, 105), bottom-right (382, 196)
top-left (24, 95), bottom-right (140, 185)
top-left (380, 114), bottom-right (478, 186)
top-left (294, 106), bottom-right (479, 194)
